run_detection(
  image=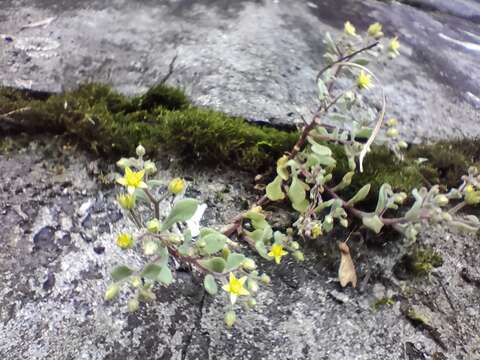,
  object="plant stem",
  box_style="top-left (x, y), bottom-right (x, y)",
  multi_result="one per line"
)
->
top-left (143, 188), bottom-right (160, 219)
